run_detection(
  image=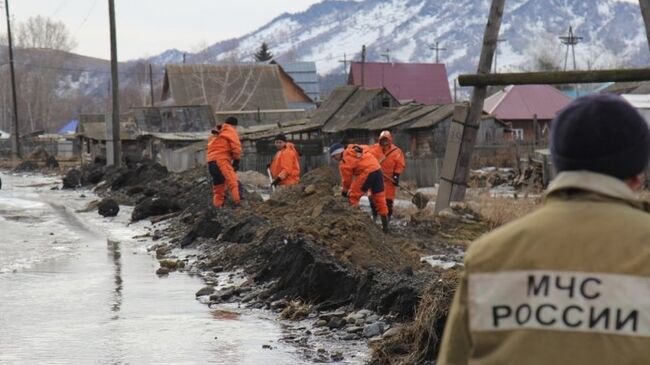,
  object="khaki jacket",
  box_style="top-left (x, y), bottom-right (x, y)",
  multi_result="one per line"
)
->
top-left (438, 171), bottom-right (650, 365)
